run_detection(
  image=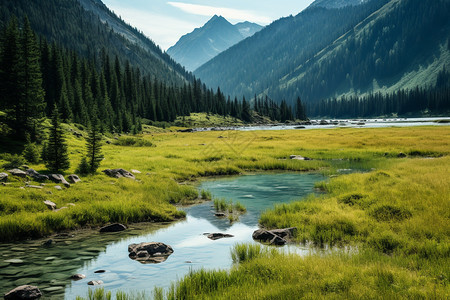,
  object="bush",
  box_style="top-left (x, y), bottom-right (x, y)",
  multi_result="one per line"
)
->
top-left (2, 153), bottom-right (26, 169)
top-left (22, 142), bottom-right (40, 164)
top-left (370, 205), bottom-right (412, 222)
top-left (76, 157), bottom-right (90, 175)
top-left (114, 137), bottom-right (154, 147)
